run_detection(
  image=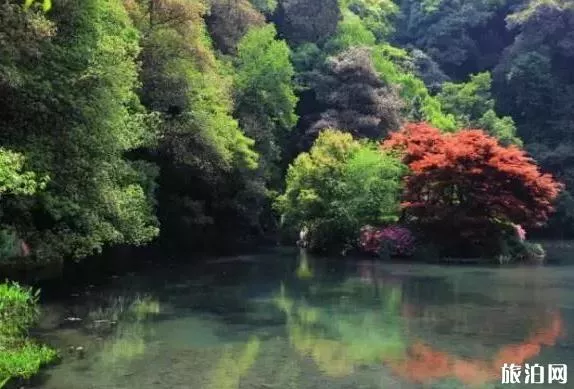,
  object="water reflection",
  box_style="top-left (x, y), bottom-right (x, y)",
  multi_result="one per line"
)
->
top-left (95, 295), bottom-right (160, 365)
top-left (206, 337), bottom-right (260, 389)
top-left (276, 254), bottom-right (566, 386)
top-left (35, 249), bottom-right (572, 389)
top-left (387, 311), bottom-right (563, 385)
top-left (276, 261), bottom-right (408, 377)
